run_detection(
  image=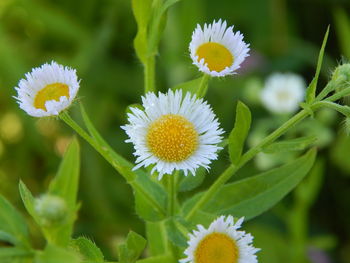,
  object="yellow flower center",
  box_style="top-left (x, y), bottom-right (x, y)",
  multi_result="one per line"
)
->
top-left (195, 233), bottom-right (239, 263)
top-left (34, 83), bottom-right (70, 111)
top-left (146, 114), bottom-right (198, 162)
top-left (196, 42), bottom-right (234, 72)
